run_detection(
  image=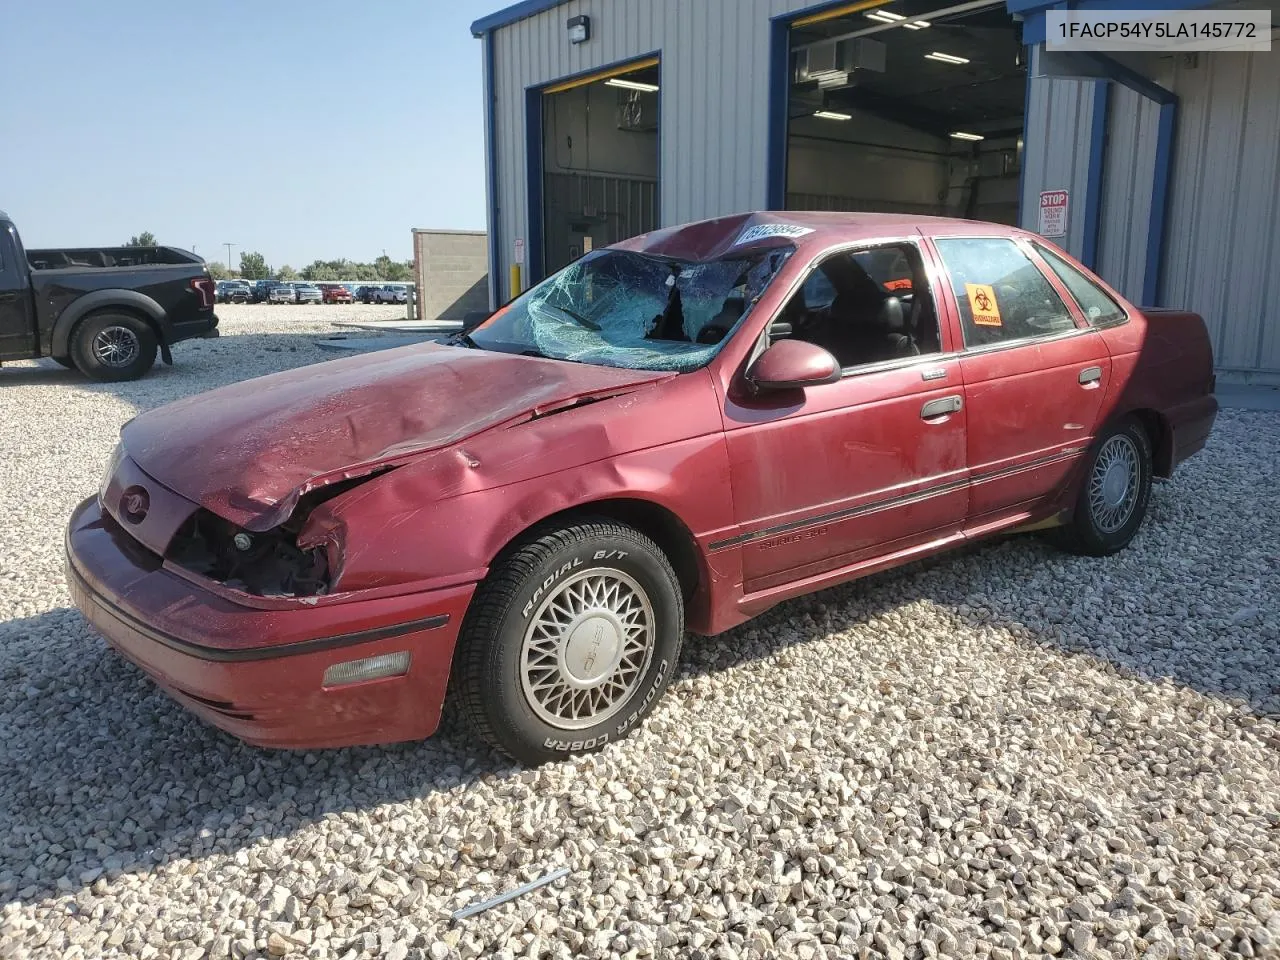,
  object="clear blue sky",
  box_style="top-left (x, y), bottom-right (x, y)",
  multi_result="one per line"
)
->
top-left (2, 0), bottom-right (501, 270)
